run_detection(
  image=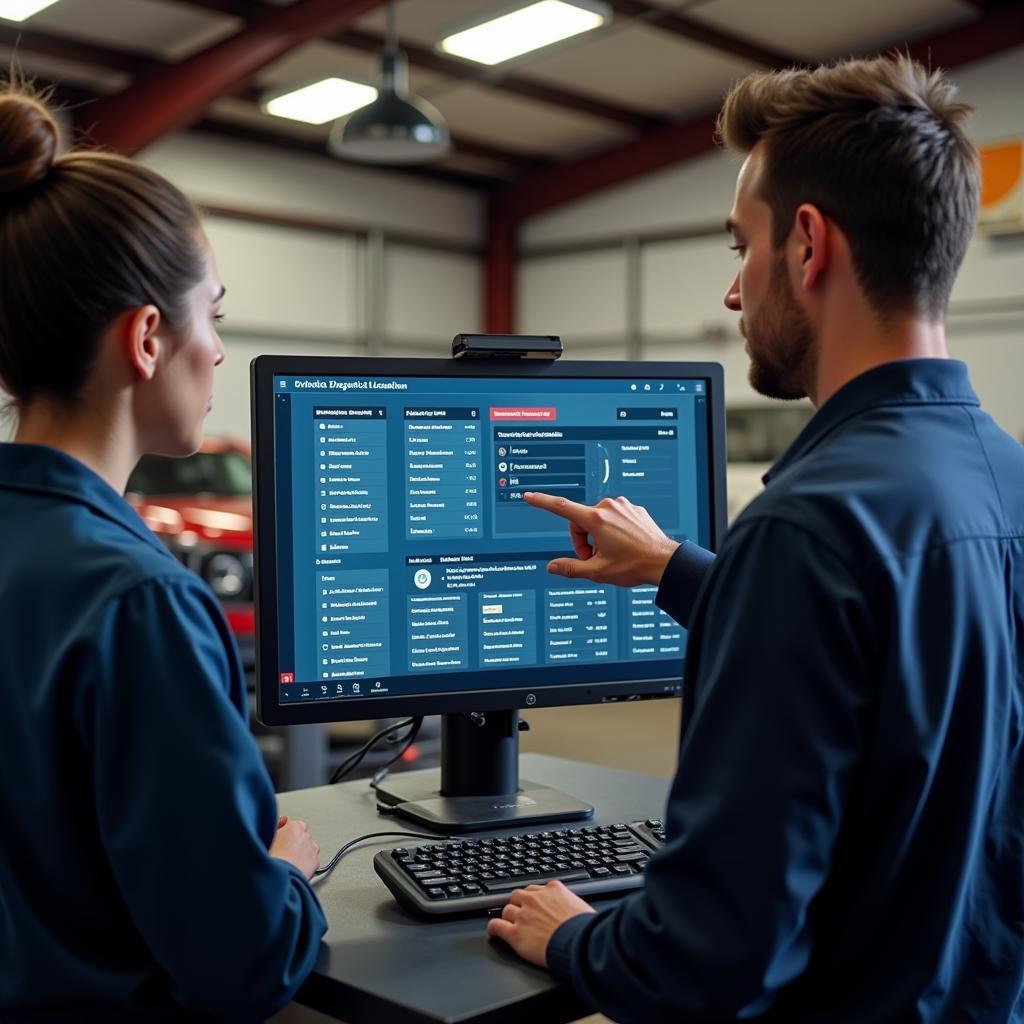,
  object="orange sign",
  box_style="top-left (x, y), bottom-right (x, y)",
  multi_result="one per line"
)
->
top-left (979, 139), bottom-right (1024, 234)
